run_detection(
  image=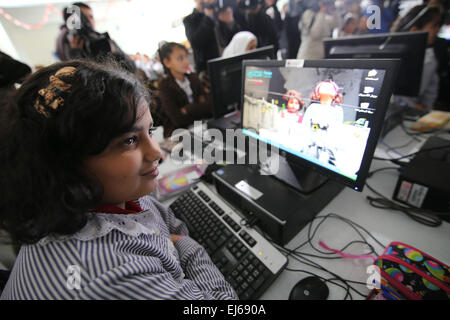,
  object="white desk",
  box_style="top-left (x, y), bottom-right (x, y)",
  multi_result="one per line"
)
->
top-left (155, 124), bottom-right (450, 300)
